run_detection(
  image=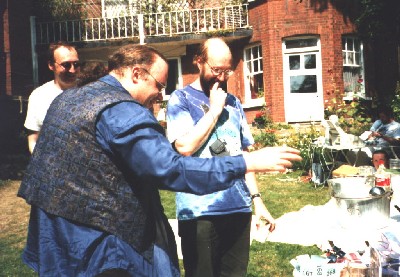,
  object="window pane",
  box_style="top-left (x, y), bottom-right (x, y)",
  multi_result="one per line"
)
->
top-left (304, 54), bottom-right (316, 69)
top-left (246, 61), bottom-right (252, 72)
top-left (251, 73), bottom-right (264, 99)
top-left (342, 51), bottom-right (347, 64)
top-left (259, 60), bottom-right (263, 71)
top-left (244, 48), bottom-right (251, 60)
top-left (354, 39), bottom-right (360, 51)
top-left (342, 38), bottom-right (346, 50)
top-left (253, 60), bottom-right (259, 72)
top-left (348, 53), bottom-right (354, 64)
top-left (252, 46), bottom-right (259, 59)
top-left (343, 67), bottom-right (364, 93)
top-left (290, 75), bottom-right (317, 93)
top-left (289, 55), bottom-right (300, 70)
top-left (286, 39), bottom-right (318, 49)
top-left (355, 52), bottom-right (360, 65)
top-left (347, 39), bottom-right (354, 51)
